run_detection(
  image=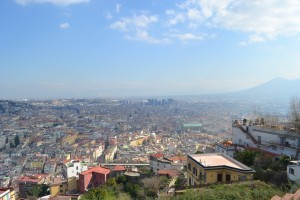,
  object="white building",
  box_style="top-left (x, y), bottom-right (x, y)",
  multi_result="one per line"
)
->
top-left (62, 160), bottom-right (88, 179)
top-left (150, 154), bottom-right (185, 174)
top-left (232, 120), bottom-right (300, 159)
top-left (287, 161), bottom-right (300, 183)
top-left (215, 141), bottom-right (236, 157)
